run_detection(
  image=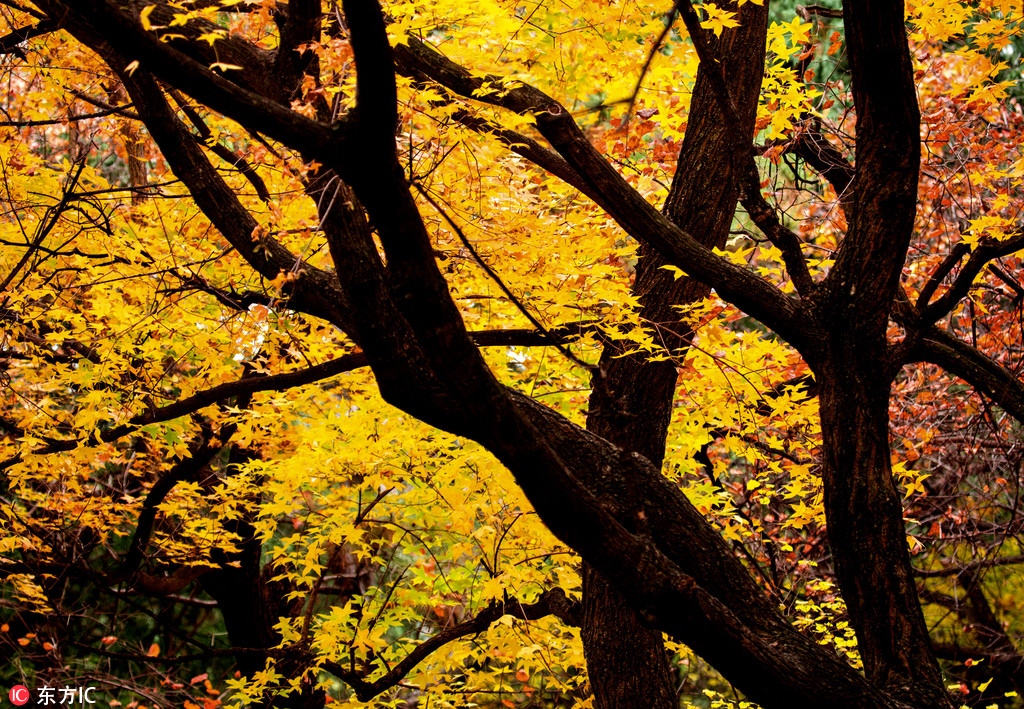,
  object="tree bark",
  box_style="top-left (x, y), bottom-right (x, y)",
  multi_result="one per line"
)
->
top-left (808, 2), bottom-right (948, 706)
top-left (581, 5), bottom-right (768, 707)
